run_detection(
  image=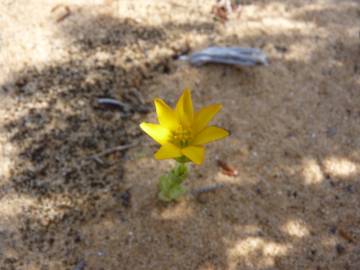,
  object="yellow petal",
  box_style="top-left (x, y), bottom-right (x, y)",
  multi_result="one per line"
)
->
top-left (193, 104), bottom-right (222, 134)
top-left (181, 146), bottom-right (205, 165)
top-left (175, 88), bottom-right (194, 127)
top-left (192, 126), bottom-right (229, 145)
top-left (154, 143), bottom-right (182, 160)
top-left (140, 122), bottom-right (171, 145)
top-left (154, 98), bottom-right (179, 131)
